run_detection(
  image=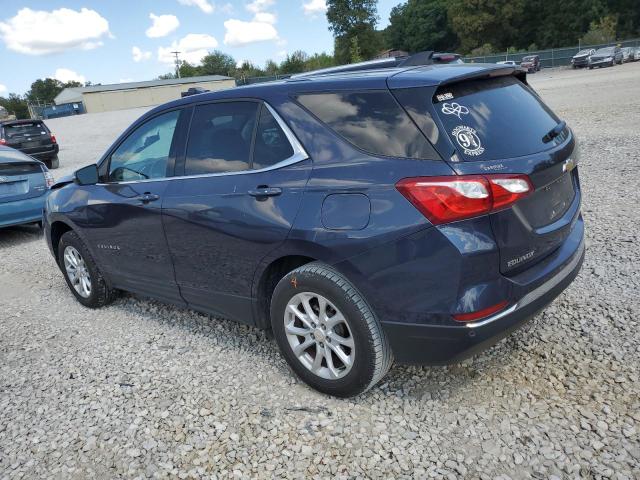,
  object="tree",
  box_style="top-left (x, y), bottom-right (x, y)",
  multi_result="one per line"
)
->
top-left (264, 59), bottom-right (280, 76)
top-left (178, 61), bottom-right (201, 78)
top-left (385, 0), bottom-right (458, 53)
top-left (279, 51), bottom-right (308, 74)
top-left (581, 14), bottom-right (618, 44)
top-left (349, 36), bottom-right (363, 62)
top-left (327, 0), bottom-right (381, 62)
top-left (26, 78), bottom-right (86, 105)
top-left (447, 0), bottom-right (527, 53)
top-left (0, 94), bottom-right (29, 119)
top-left (304, 52), bottom-right (335, 71)
top-left (199, 50), bottom-right (237, 76)
top-left (235, 60), bottom-right (266, 79)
